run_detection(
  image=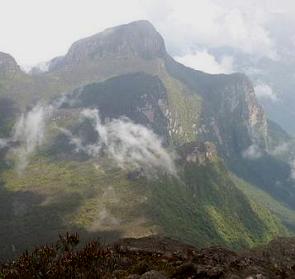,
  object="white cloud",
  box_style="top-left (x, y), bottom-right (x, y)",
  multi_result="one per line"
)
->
top-left (144, 0), bottom-right (279, 59)
top-left (254, 82), bottom-right (278, 102)
top-left (0, 0), bottom-right (145, 65)
top-left (12, 104), bottom-right (53, 172)
top-left (175, 50), bottom-right (234, 74)
top-left (242, 144), bottom-right (263, 160)
top-left (290, 160), bottom-right (295, 180)
top-left (21, 61), bottom-right (51, 74)
top-left (3, 98), bottom-right (176, 176)
top-left (62, 109), bottom-right (177, 177)
top-left (0, 138), bottom-right (8, 149)
top-left (1, 0), bottom-right (294, 65)
top-left (270, 142), bottom-right (290, 156)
